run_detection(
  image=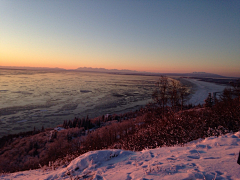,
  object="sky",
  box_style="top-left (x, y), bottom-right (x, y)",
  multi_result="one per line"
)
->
top-left (0, 0), bottom-right (240, 77)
